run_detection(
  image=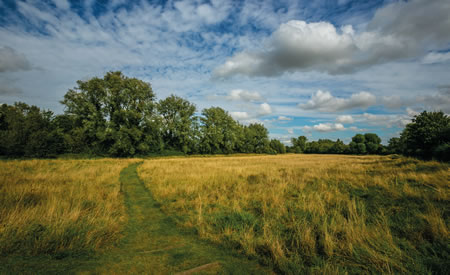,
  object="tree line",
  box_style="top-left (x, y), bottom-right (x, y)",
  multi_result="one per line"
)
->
top-left (1, 72), bottom-right (448, 160)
